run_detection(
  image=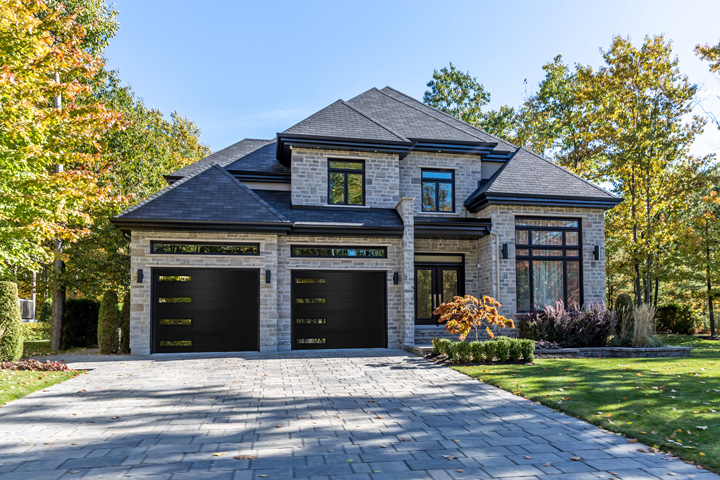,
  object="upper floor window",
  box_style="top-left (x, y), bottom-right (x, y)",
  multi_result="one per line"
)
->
top-left (515, 218), bottom-right (581, 311)
top-left (328, 160), bottom-right (364, 205)
top-left (421, 169), bottom-right (454, 212)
